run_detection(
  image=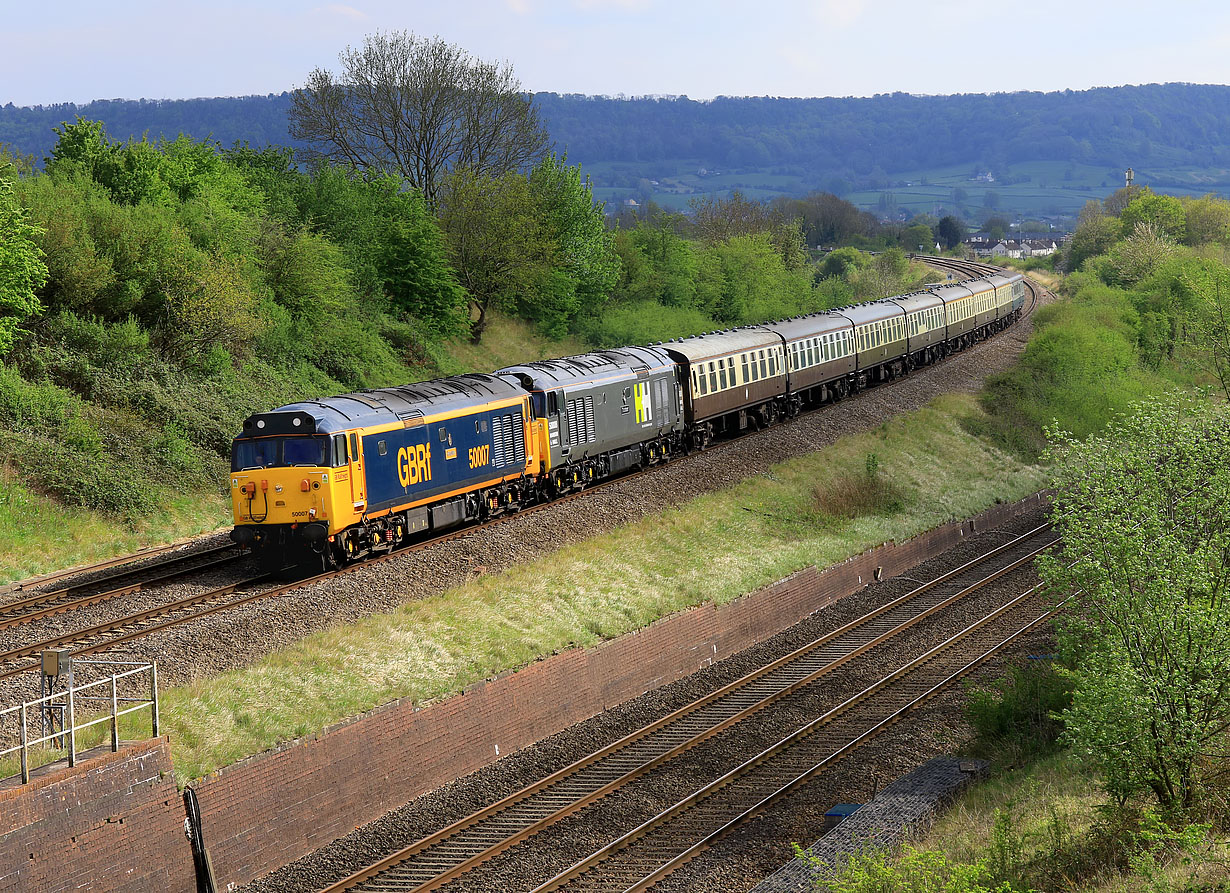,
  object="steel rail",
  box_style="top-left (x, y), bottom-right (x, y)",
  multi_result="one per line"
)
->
top-left (318, 524), bottom-right (1056, 893)
top-left (530, 584), bottom-right (1057, 892)
top-left (0, 552), bottom-right (245, 631)
top-left (0, 544), bottom-right (238, 614)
